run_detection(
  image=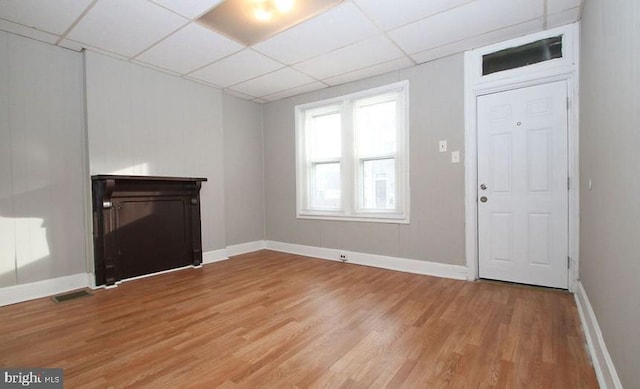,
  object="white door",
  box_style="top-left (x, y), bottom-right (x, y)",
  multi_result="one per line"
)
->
top-left (477, 81), bottom-right (568, 289)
